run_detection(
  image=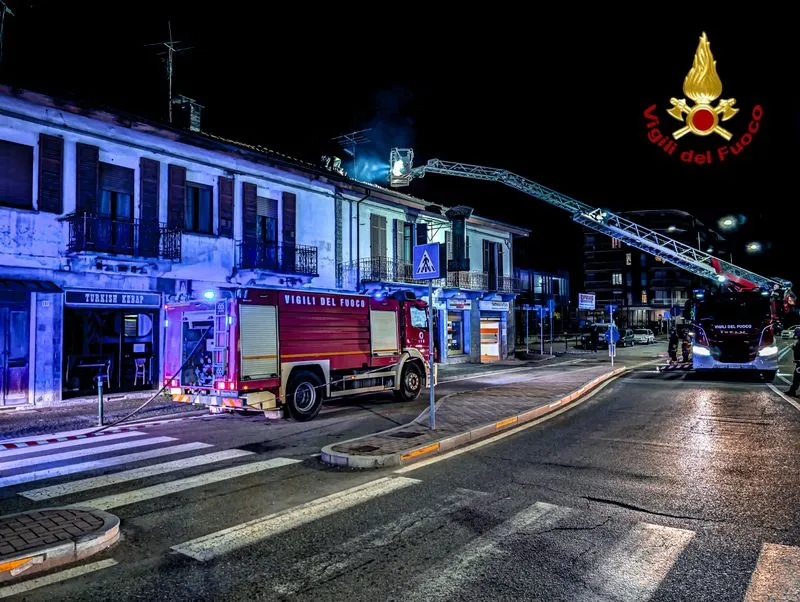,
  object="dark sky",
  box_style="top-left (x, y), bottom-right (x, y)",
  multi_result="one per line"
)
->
top-left (2, 4), bottom-right (797, 288)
